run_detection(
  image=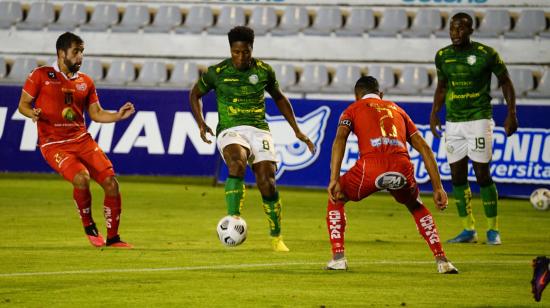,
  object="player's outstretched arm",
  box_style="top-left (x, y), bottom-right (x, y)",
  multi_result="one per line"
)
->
top-left (189, 83), bottom-right (214, 144)
top-left (430, 79), bottom-right (447, 139)
top-left (88, 101), bottom-right (135, 123)
top-left (269, 88), bottom-right (315, 154)
top-left (18, 90), bottom-right (41, 122)
top-left (410, 133), bottom-right (448, 210)
top-left (328, 125), bottom-right (351, 201)
top-left (498, 73), bottom-right (518, 137)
